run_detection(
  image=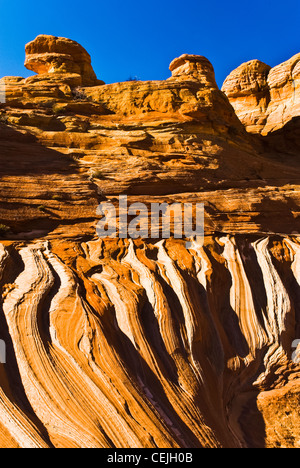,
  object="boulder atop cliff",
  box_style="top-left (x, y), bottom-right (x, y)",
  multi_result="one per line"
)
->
top-left (222, 59), bottom-right (271, 98)
top-left (169, 53), bottom-right (217, 87)
top-left (24, 35), bottom-right (100, 86)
